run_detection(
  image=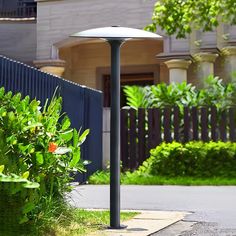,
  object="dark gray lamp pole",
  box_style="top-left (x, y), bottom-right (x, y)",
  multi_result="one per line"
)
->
top-left (71, 26), bottom-right (162, 229)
